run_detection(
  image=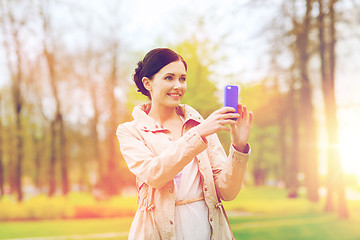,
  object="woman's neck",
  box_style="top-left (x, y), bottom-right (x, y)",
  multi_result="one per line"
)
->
top-left (148, 103), bottom-right (178, 124)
